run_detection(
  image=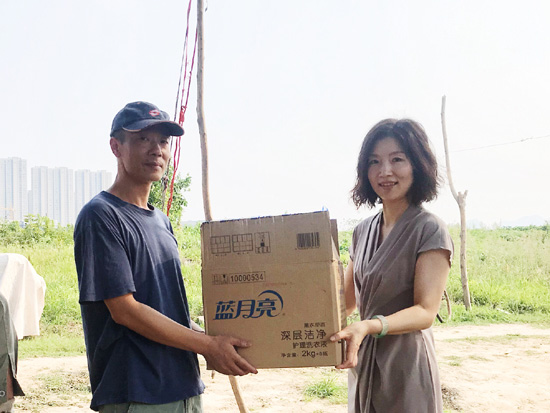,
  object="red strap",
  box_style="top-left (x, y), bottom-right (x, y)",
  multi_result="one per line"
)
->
top-left (167, 0), bottom-right (197, 217)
